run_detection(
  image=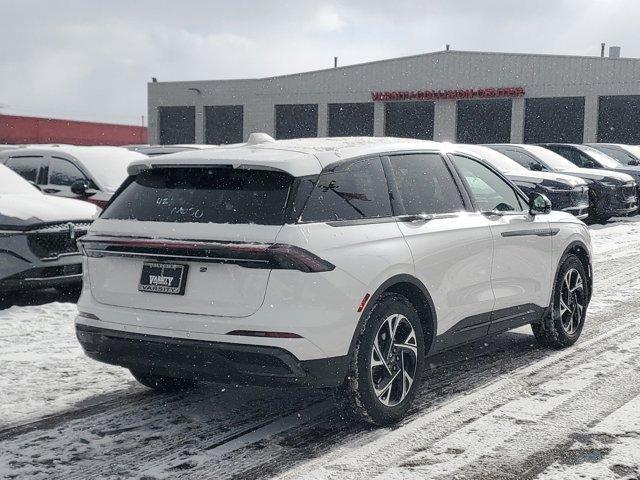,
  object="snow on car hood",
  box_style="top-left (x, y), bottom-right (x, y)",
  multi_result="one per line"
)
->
top-left (615, 166), bottom-right (640, 181)
top-left (504, 169), bottom-right (587, 186)
top-left (0, 194), bottom-right (99, 229)
top-left (562, 167), bottom-right (636, 183)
